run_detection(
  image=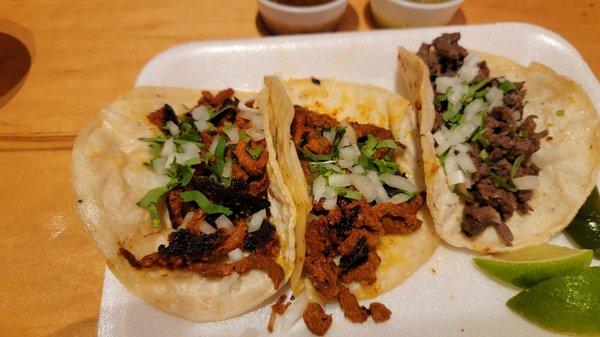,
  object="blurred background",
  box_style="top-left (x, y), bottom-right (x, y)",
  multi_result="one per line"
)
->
top-left (0, 1), bottom-right (598, 336)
